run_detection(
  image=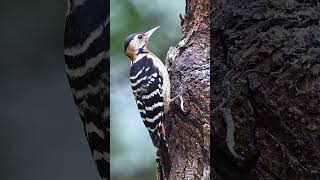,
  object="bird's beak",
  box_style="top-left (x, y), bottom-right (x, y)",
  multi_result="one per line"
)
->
top-left (145, 26), bottom-right (160, 42)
